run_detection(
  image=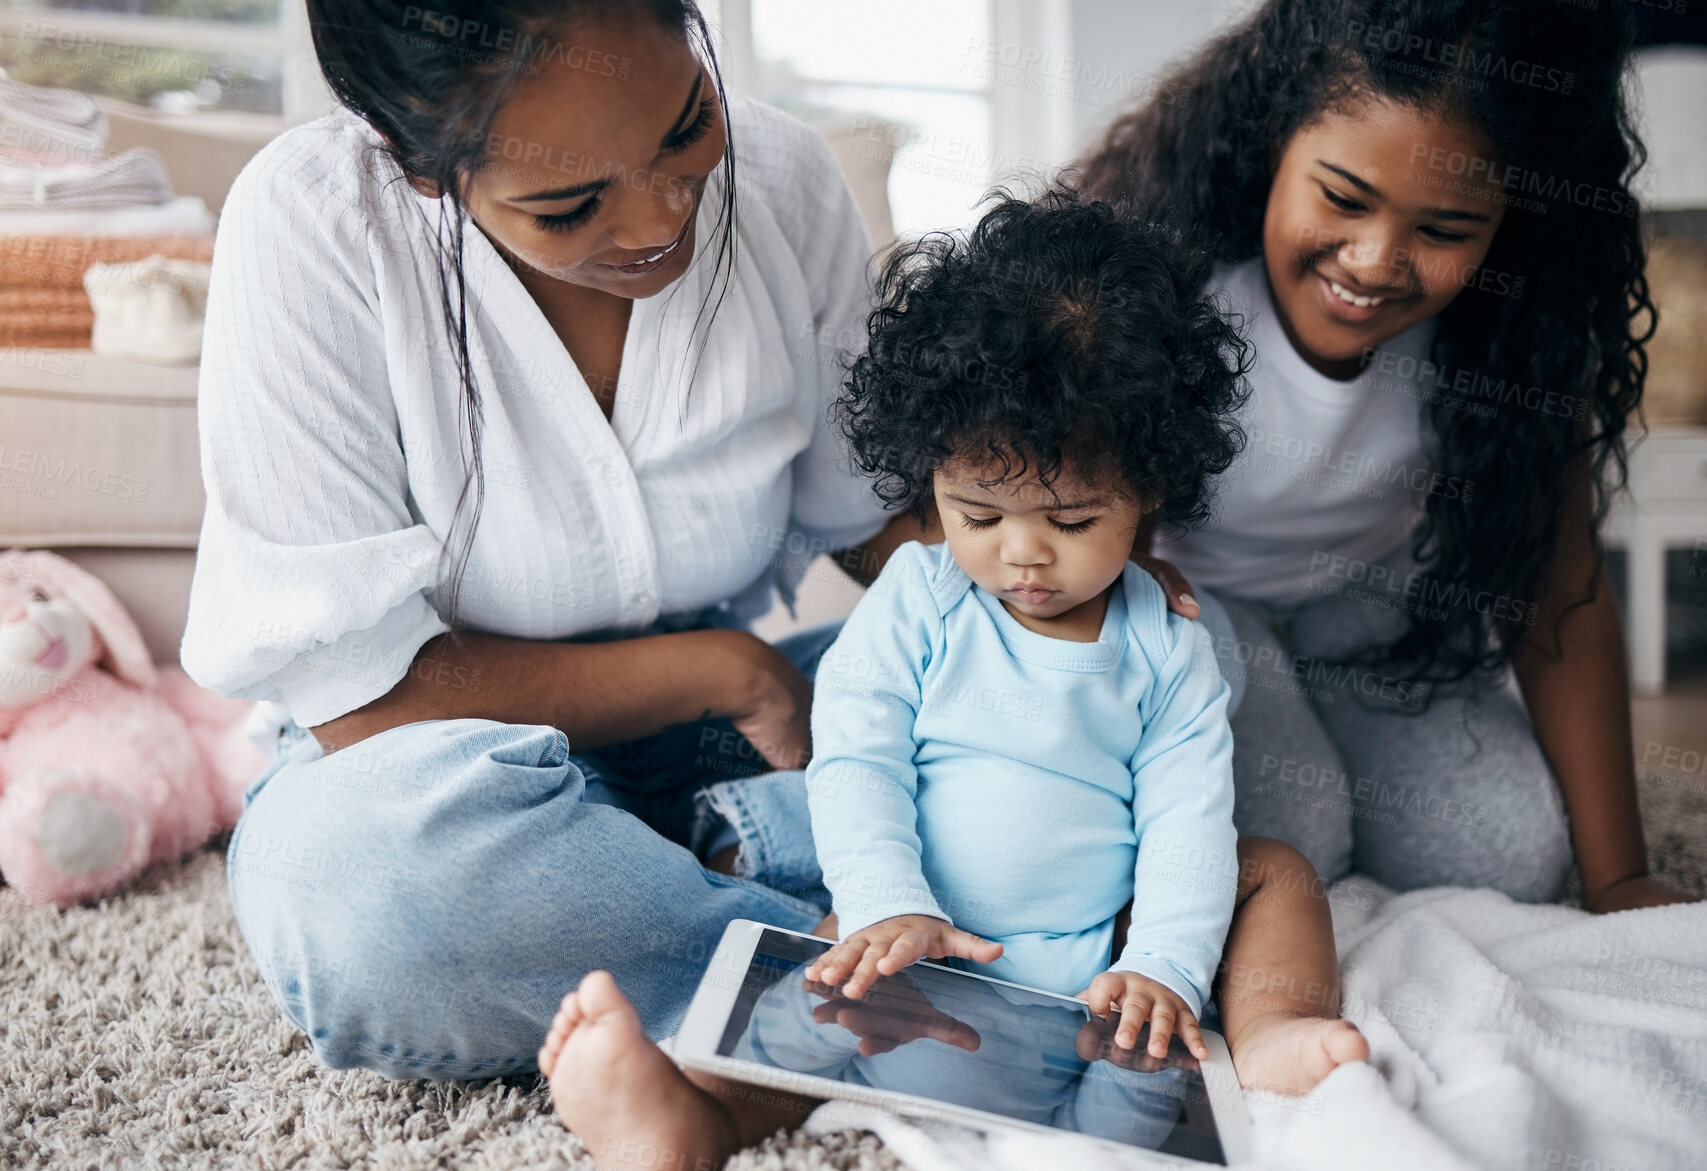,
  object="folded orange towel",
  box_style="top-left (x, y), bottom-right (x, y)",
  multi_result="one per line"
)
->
top-left (0, 235), bottom-right (213, 348)
top-left (0, 234), bottom-right (213, 290)
top-left (0, 286), bottom-right (92, 347)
